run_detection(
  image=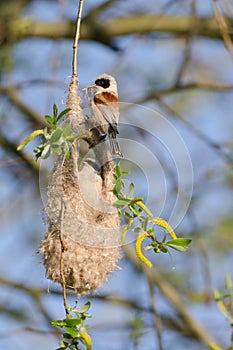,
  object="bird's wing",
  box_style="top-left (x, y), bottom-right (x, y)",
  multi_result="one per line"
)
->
top-left (93, 92), bottom-right (119, 133)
